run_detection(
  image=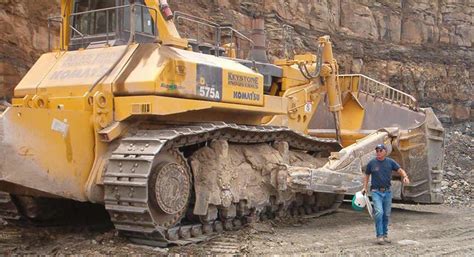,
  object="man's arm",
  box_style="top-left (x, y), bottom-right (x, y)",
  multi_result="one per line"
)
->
top-left (362, 174), bottom-right (370, 194)
top-left (397, 168), bottom-right (410, 185)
